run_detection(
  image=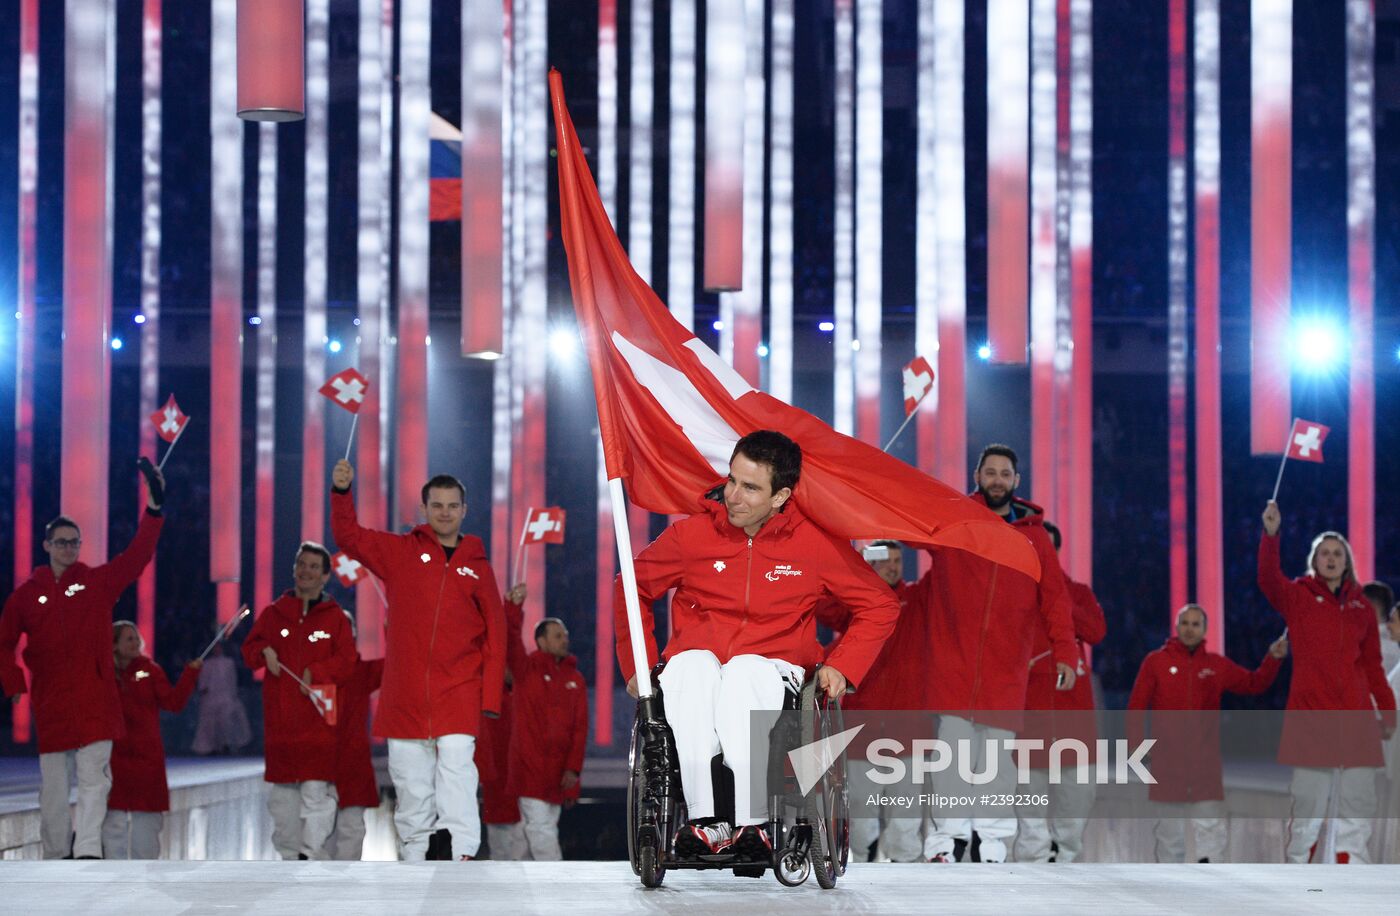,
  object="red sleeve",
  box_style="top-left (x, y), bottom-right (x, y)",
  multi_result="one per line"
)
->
top-left (1257, 533), bottom-right (1296, 623)
top-left (0, 592), bottom-right (28, 698)
top-left (97, 512), bottom-right (164, 597)
top-left (812, 595), bottom-right (853, 635)
top-left (475, 564), bottom-right (507, 717)
top-left (154, 663), bottom-right (199, 713)
top-left (614, 524), bottom-right (684, 683)
top-left (308, 611), bottom-right (358, 685)
top-left (1069, 581), bottom-right (1107, 647)
top-left (366, 658), bottom-right (385, 692)
top-left (567, 673), bottom-right (589, 776)
top-left (330, 488), bottom-right (400, 578)
top-left (1360, 615), bottom-right (1398, 729)
top-left (1033, 530), bottom-right (1078, 667)
top-left (818, 535), bottom-right (899, 688)
top-left (241, 605), bottom-right (275, 671)
top-left (1125, 654), bottom-right (1156, 749)
top-left (1220, 652), bottom-right (1281, 696)
top-left (503, 598), bottom-right (529, 680)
